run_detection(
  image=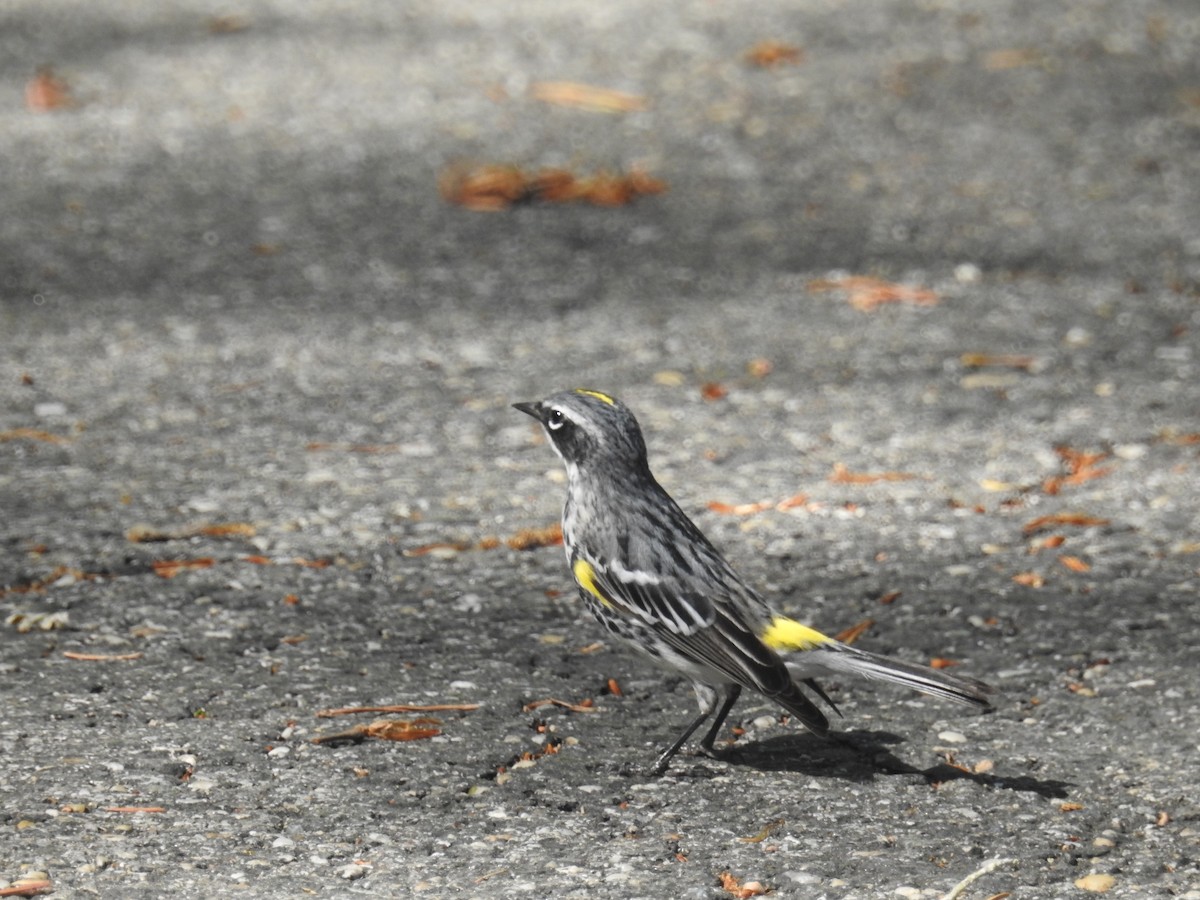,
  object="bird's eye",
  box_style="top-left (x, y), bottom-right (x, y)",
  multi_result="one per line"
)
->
top-left (546, 408), bottom-right (567, 431)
